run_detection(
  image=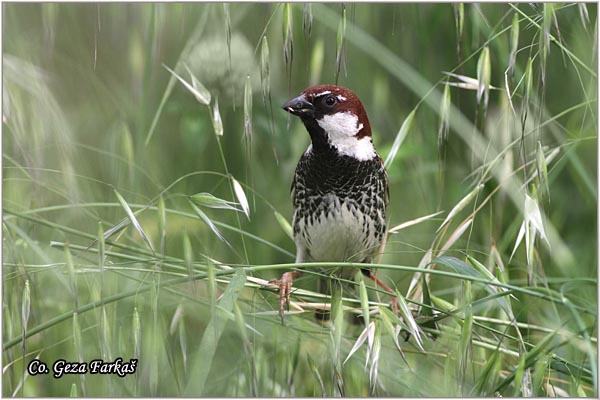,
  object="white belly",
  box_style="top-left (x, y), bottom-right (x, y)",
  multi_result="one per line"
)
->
top-left (294, 196), bottom-right (380, 263)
